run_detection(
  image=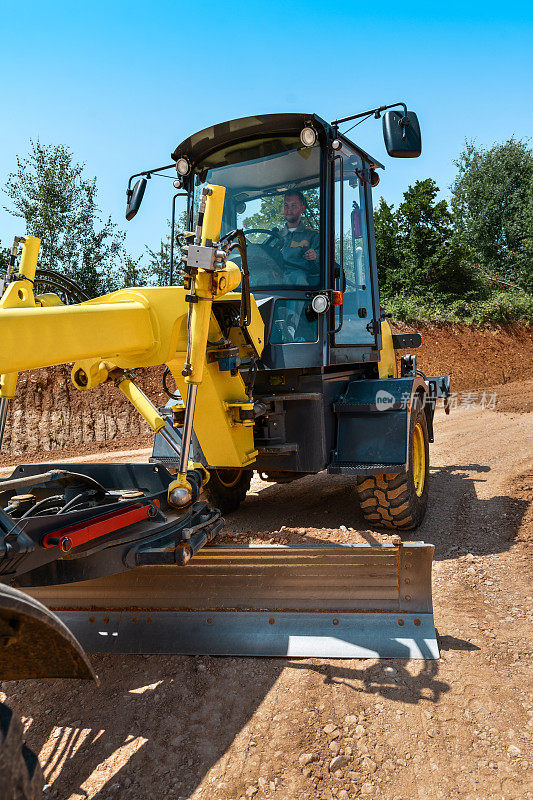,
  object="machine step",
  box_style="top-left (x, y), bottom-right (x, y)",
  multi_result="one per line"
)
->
top-left (328, 462), bottom-right (408, 475)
